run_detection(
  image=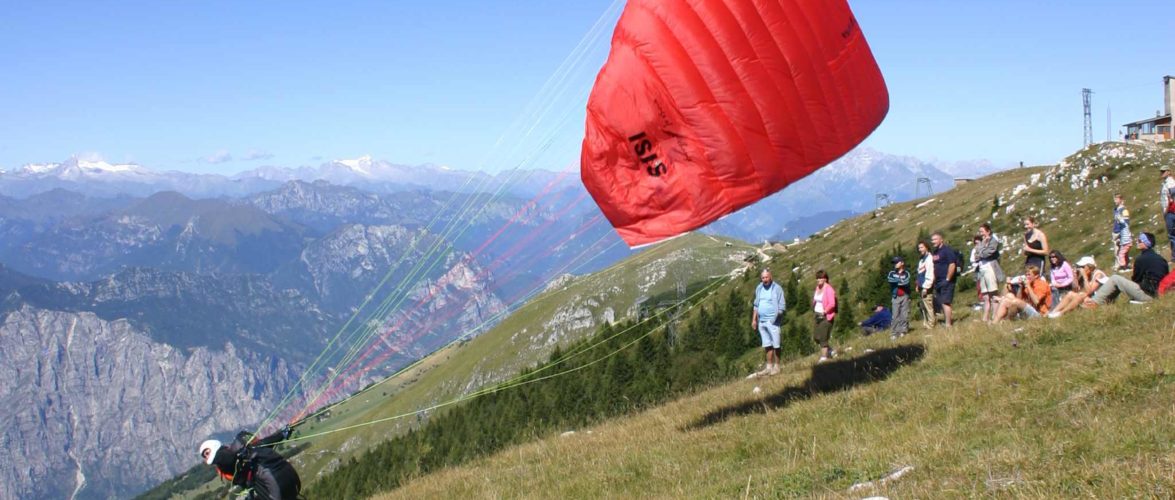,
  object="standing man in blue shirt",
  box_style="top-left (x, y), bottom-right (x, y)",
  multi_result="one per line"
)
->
top-left (931, 232), bottom-right (959, 327)
top-left (750, 269), bottom-right (786, 378)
